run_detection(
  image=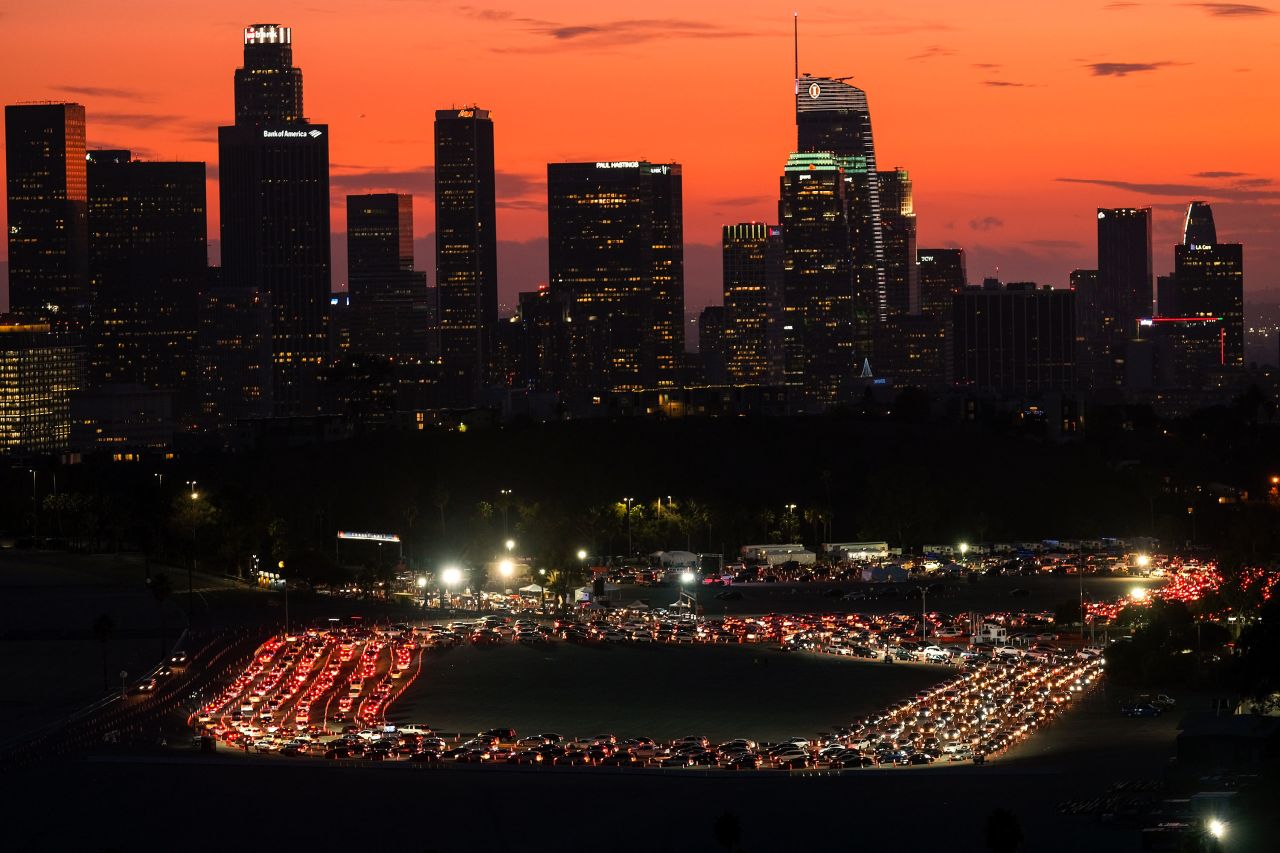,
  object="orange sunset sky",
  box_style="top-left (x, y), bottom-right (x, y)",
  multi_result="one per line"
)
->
top-left (1, 0), bottom-right (1277, 316)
